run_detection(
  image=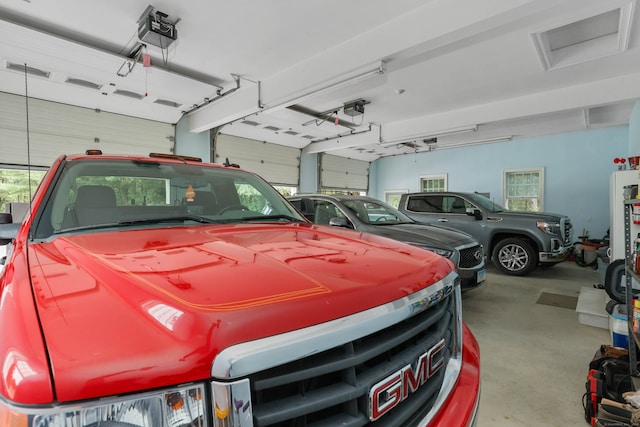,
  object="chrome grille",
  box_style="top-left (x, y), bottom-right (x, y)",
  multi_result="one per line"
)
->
top-left (248, 295), bottom-right (456, 427)
top-left (562, 217), bottom-right (573, 245)
top-left (458, 244), bottom-right (483, 268)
